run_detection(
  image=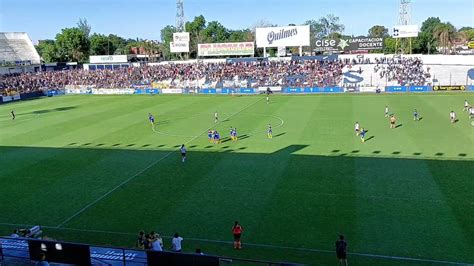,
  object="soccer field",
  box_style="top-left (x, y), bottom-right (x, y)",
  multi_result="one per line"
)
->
top-left (0, 94), bottom-right (473, 265)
